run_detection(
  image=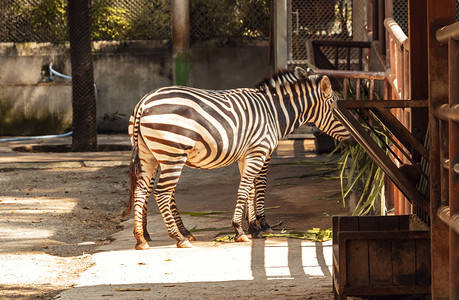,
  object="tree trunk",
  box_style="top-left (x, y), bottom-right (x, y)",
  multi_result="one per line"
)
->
top-left (68, 0), bottom-right (97, 151)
